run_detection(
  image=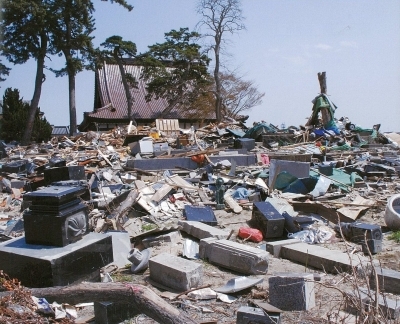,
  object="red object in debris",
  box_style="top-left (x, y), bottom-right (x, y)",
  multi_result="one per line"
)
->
top-left (191, 154), bottom-right (205, 164)
top-left (238, 227), bottom-right (263, 243)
